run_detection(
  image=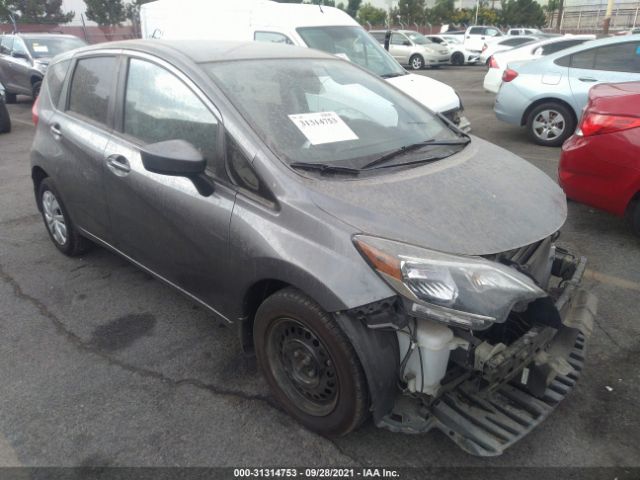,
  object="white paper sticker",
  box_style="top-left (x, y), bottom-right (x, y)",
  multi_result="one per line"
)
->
top-left (288, 111), bottom-right (358, 145)
top-left (33, 45), bottom-right (49, 53)
top-left (520, 367), bottom-right (530, 385)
